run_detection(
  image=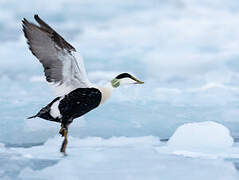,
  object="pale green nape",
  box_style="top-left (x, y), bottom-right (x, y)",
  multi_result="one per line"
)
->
top-left (111, 78), bottom-right (120, 88)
